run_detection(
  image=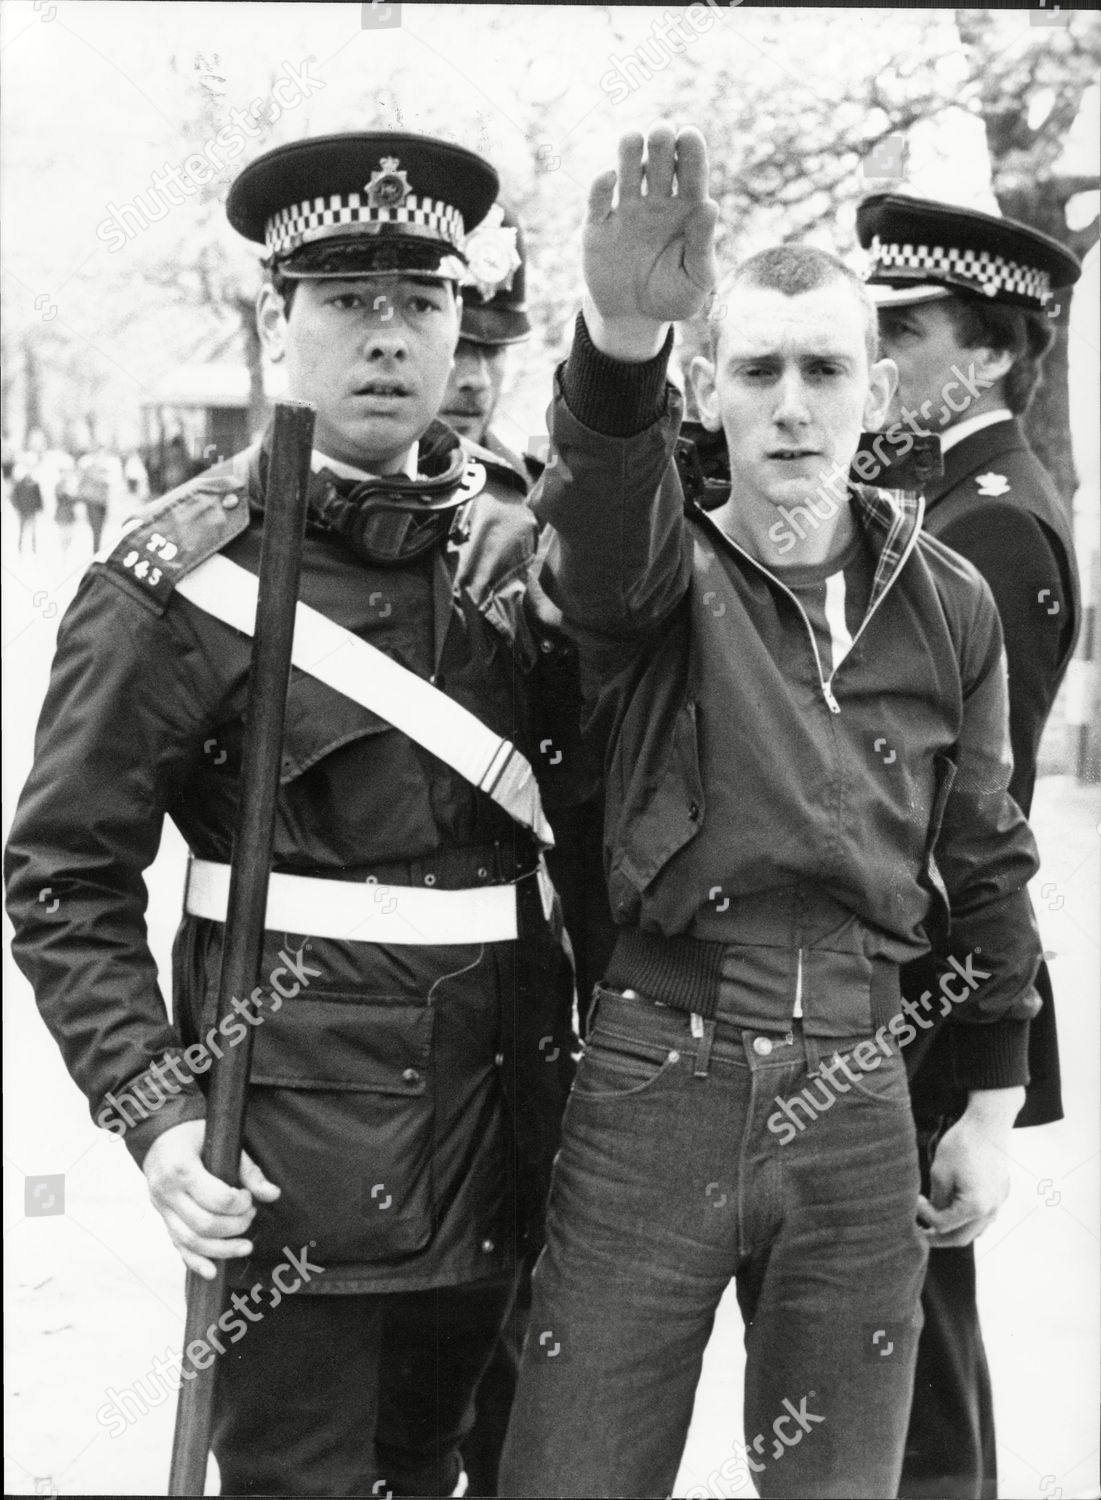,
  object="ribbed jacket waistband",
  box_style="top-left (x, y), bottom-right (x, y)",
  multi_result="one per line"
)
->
top-left (606, 923), bottom-right (903, 1036)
